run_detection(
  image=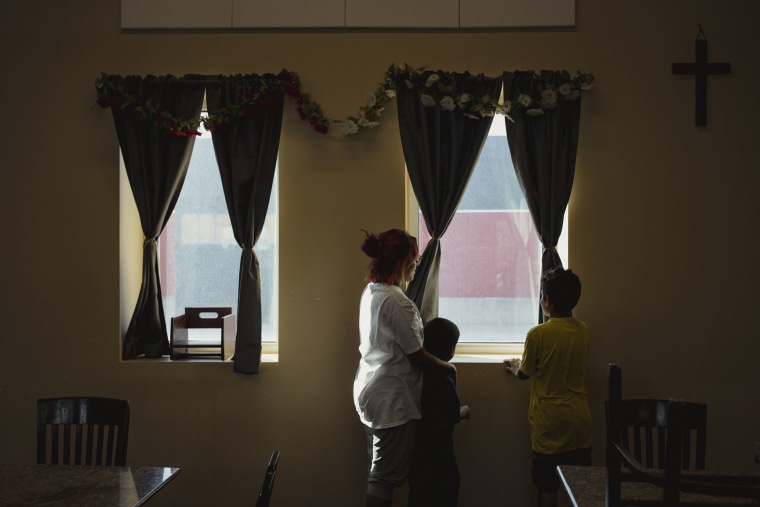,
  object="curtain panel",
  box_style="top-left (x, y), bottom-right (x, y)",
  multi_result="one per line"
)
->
top-left (396, 71), bottom-right (503, 322)
top-left (112, 75), bottom-right (206, 359)
top-left (205, 74), bottom-right (284, 375)
top-left (503, 70), bottom-right (583, 322)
